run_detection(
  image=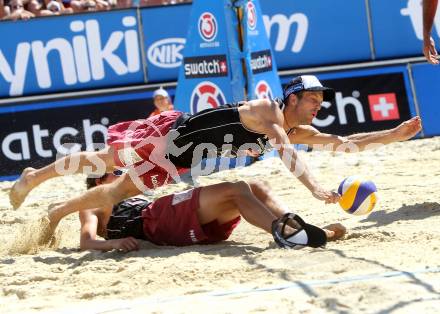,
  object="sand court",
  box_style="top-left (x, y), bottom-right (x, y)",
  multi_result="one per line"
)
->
top-left (1, 137), bottom-right (440, 313)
